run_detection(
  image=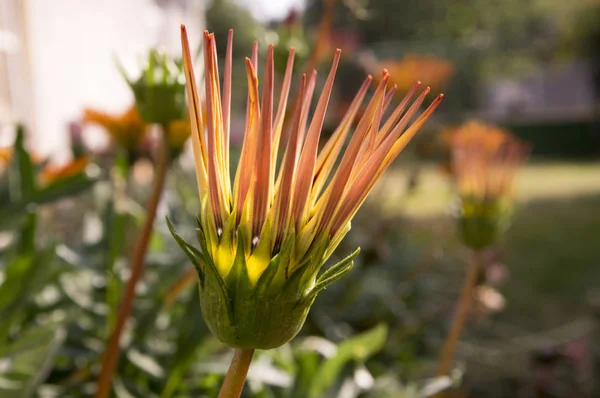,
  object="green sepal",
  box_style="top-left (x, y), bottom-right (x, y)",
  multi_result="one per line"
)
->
top-left (255, 232), bottom-right (295, 297)
top-left (195, 215), bottom-right (212, 262)
top-left (196, 246), bottom-right (234, 339)
top-left (282, 255), bottom-right (316, 299)
top-left (300, 248), bottom-right (360, 306)
top-left (166, 216), bottom-right (205, 284)
top-left (173, 214), bottom-right (361, 350)
top-left (457, 196), bottom-right (513, 250)
top-left (298, 233), bottom-right (331, 290)
top-left (317, 247), bottom-right (360, 285)
top-left (220, 211), bottom-right (238, 252)
top-left (225, 233), bottom-right (253, 318)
